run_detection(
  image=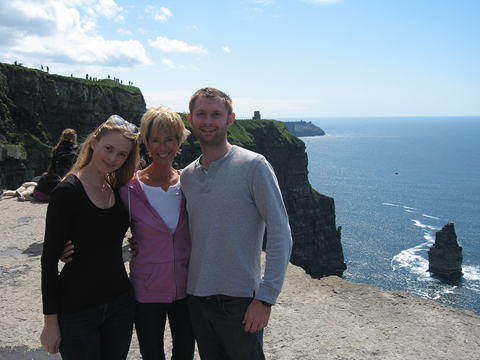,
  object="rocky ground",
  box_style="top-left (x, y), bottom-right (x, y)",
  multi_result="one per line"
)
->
top-left (1, 196), bottom-right (479, 359)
